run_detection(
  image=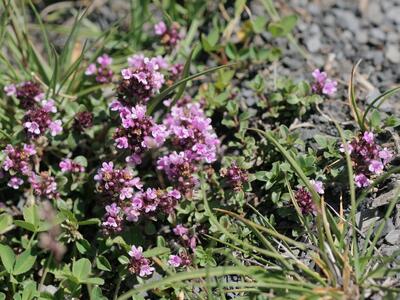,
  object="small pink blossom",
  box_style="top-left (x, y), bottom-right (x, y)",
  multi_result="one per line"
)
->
top-left (129, 245), bottom-right (143, 260)
top-left (363, 131), bottom-right (374, 145)
top-left (154, 21), bottom-right (167, 35)
top-left (49, 120), bottom-right (63, 136)
top-left (4, 84), bottom-right (16, 96)
top-left (173, 224), bottom-right (189, 237)
top-left (355, 174), bottom-right (370, 188)
top-left (310, 180), bottom-right (324, 195)
top-left (24, 121), bottom-right (41, 135)
top-left (8, 177), bottom-right (23, 189)
top-left (85, 63), bottom-right (97, 75)
top-left (168, 255), bottom-right (182, 267)
top-left (368, 160), bottom-right (384, 174)
top-left (139, 264), bottom-right (155, 277)
top-left (97, 54), bottom-right (112, 67)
